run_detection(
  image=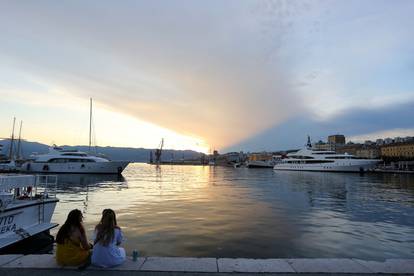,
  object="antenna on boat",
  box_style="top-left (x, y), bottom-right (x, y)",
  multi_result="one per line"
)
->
top-left (16, 120), bottom-right (23, 160)
top-left (307, 135), bottom-right (312, 148)
top-left (8, 117), bottom-right (16, 160)
top-left (89, 98), bottom-right (92, 153)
